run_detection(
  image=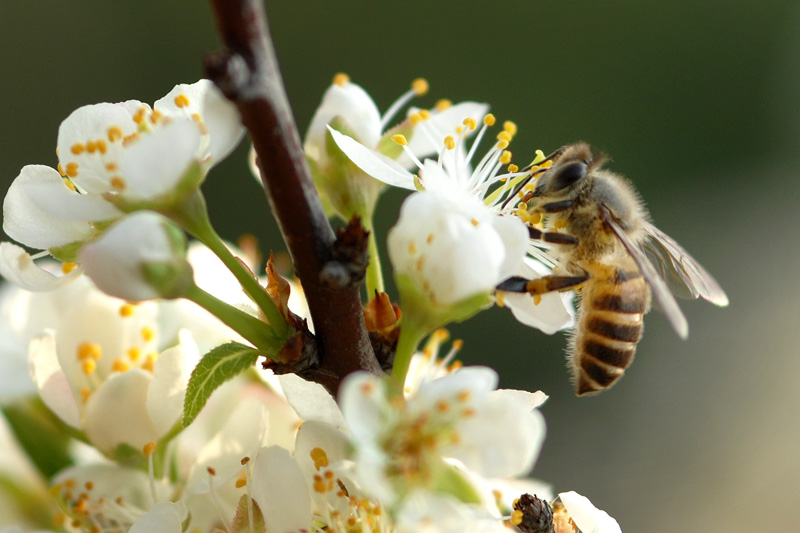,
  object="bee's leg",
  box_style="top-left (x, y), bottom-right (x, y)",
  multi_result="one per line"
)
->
top-left (528, 227), bottom-right (578, 245)
top-left (536, 199), bottom-right (574, 213)
top-left (497, 274), bottom-right (589, 295)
